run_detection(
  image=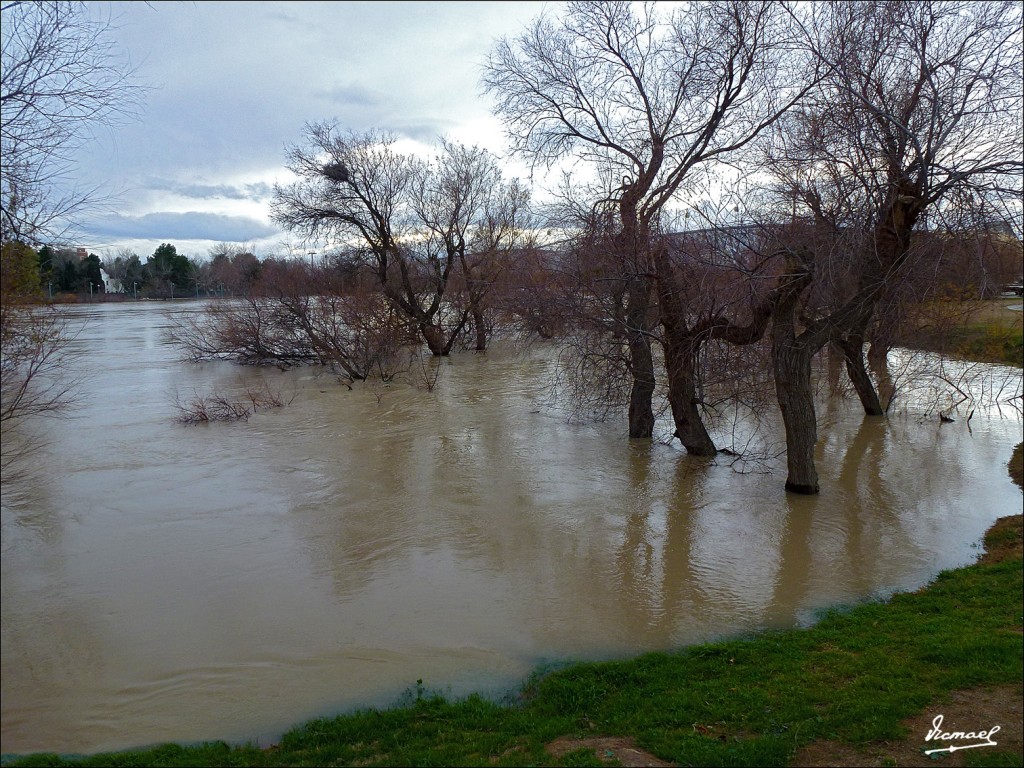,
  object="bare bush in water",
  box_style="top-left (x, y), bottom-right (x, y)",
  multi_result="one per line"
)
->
top-left (173, 380), bottom-right (292, 425)
top-left (168, 265), bottom-right (415, 384)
